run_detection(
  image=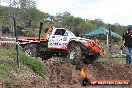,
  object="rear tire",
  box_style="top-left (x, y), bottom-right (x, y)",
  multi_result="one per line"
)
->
top-left (67, 42), bottom-right (84, 69)
top-left (24, 44), bottom-right (38, 57)
top-left (41, 55), bottom-right (52, 60)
